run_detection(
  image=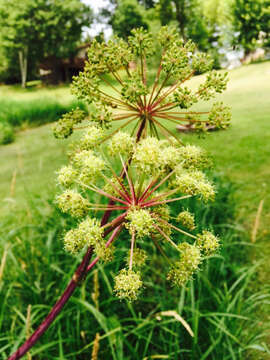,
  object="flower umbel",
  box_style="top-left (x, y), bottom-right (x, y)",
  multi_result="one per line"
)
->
top-left (54, 26), bottom-right (230, 142)
top-left (56, 136), bottom-right (220, 300)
